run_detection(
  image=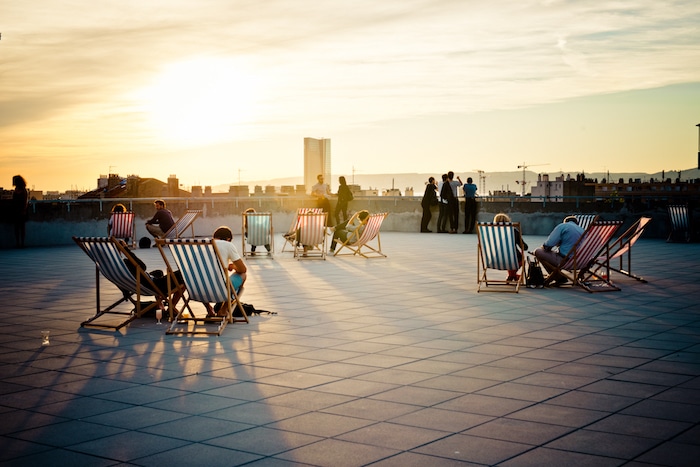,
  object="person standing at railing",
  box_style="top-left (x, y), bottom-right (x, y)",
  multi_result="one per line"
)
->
top-left (420, 176), bottom-right (438, 232)
top-left (447, 171), bottom-right (462, 234)
top-left (463, 177), bottom-right (478, 234)
top-left (311, 174), bottom-right (331, 223)
top-left (11, 175), bottom-right (29, 248)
